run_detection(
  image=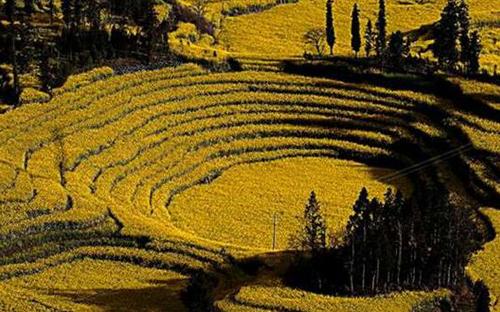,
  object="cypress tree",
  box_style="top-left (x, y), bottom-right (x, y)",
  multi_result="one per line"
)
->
top-left (325, 0), bottom-right (335, 55)
top-left (351, 3), bottom-right (361, 57)
top-left (364, 19), bottom-right (374, 57)
top-left (375, 0), bottom-right (386, 56)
